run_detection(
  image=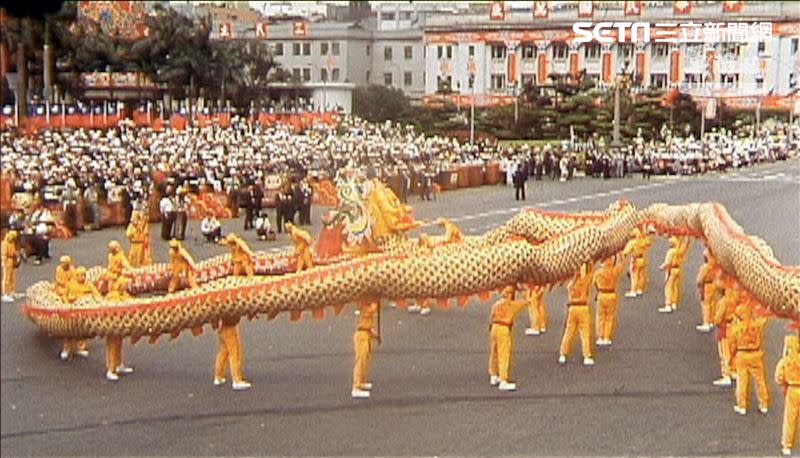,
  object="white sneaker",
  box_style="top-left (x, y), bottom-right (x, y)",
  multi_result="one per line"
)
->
top-left (351, 388), bottom-right (370, 398)
top-left (115, 365), bottom-right (134, 374)
top-left (583, 357), bottom-right (595, 366)
top-left (59, 350), bottom-right (70, 361)
top-left (671, 304), bottom-right (677, 311)
top-left (713, 376), bottom-right (732, 387)
top-left (213, 377), bottom-right (226, 386)
top-left (106, 371), bottom-right (119, 381)
top-left (759, 407), bottom-right (769, 415)
top-left (781, 448), bottom-right (791, 456)
top-left (558, 355), bottom-right (566, 365)
top-left (1, 295), bottom-right (14, 303)
top-left (498, 381), bottom-right (517, 391)
top-left (624, 291), bottom-right (637, 298)
top-left (596, 338), bottom-right (603, 345)
top-left (696, 324), bottom-right (712, 332)
top-left (658, 306), bottom-right (673, 313)
top-left (540, 328), bottom-right (546, 334)
top-left (636, 291), bottom-right (644, 296)
top-left (388, 302), bottom-right (397, 308)
top-left (77, 350), bottom-right (90, 358)
top-left (489, 375), bottom-right (500, 386)
top-left (360, 382), bottom-right (373, 390)
top-left (419, 307), bottom-right (431, 316)
top-left (734, 406), bottom-right (746, 415)
top-left (730, 373), bottom-right (738, 380)
top-left (604, 340), bottom-right (613, 346)
top-left (525, 328), bottom-right (540, 336)
top-left (407, 304), bottom-right (421, 313)
top-left (232, 380), bottom-right (252, 390)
